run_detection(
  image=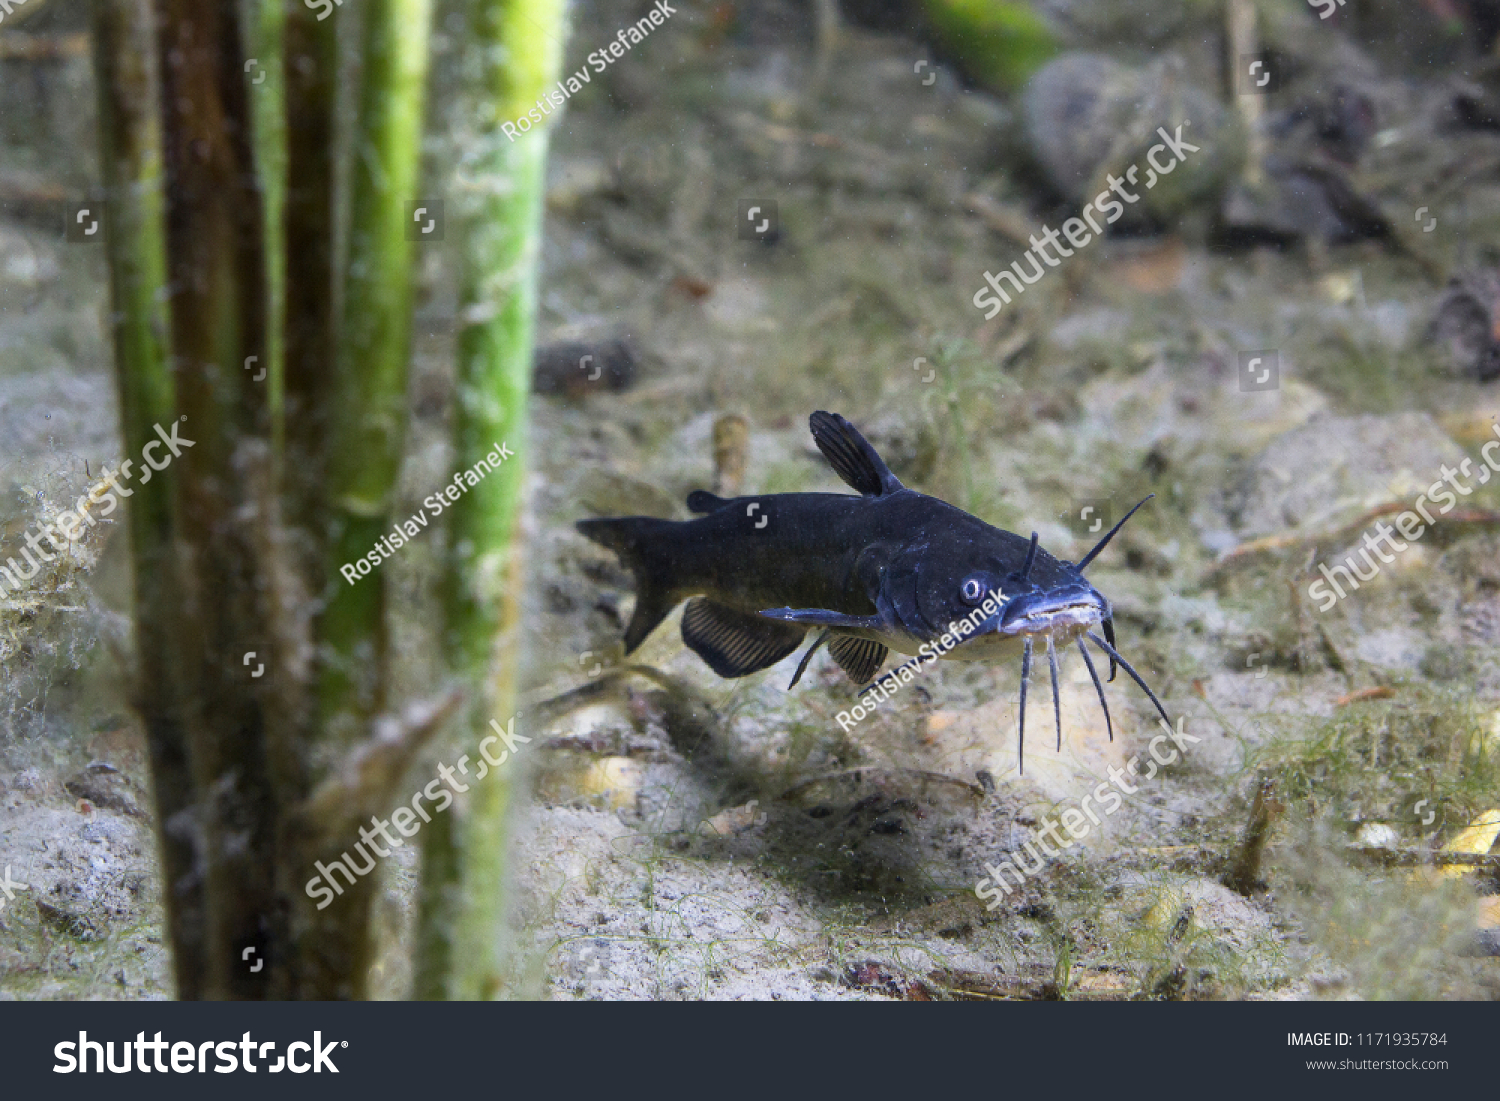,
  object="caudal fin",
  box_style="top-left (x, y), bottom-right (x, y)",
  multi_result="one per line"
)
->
top-left (576, 516), bottom-right (681, 653)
